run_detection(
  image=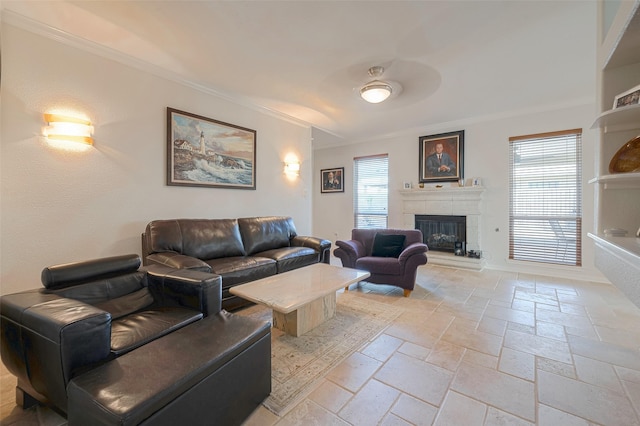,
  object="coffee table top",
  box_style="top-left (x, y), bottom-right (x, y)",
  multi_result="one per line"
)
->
top-left (229, 263), bottom-right (370, 314)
